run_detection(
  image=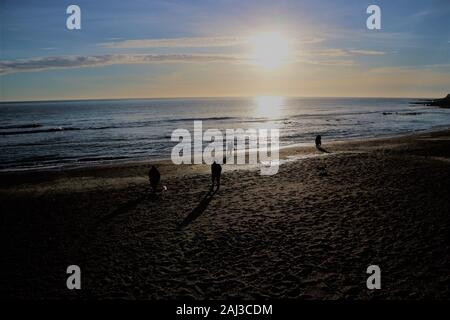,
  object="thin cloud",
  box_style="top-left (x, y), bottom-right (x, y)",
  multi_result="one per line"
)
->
top-left (0, 54), bottom-right (245, 75)
top-left (369, 64), bottom-right (450, 74)
top-left (411, 10), bottom-right (432, 18)
top-left (99, 35), bottom-right (325, 49)
top-left (307, 49), bottom-right (351, 57)
top-left (304, 49), bottom-right (385, 57)
top-left (0, 46), bottom-right (382, 75)
top-left (349, 50), bottom-right (385, 56)
top-left (303, 59), bottom-right (357, 67)
top-left (299, 36), bottom-right (326, 44)
top-left (99, 37), bottom-right (247, 48)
